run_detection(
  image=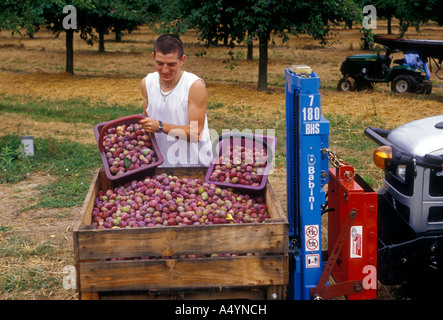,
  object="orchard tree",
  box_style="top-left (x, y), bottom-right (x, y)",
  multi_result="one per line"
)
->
top-left (42, 0), bottom-right (157, 73)
top-left (86, 0), bottom-right (156, 53)
top-left (374, 0), bottom-right (397, 35)
top-left (41, 1), bottom-right (97, 74)
top-left (394, 0), bottom-right (441, 37)
top-left (373, 0), bottom-right (442, 37)
top-left (157, 0), bottom-right (361, 91)
top-left (0, 0), bottom-right (83, 73)
top-left (1, 0), bottom-right (158, 73)
top-left (430, 2), bottom-right (443, 26)
top-left (0, 0), bottom-right (48, 36)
